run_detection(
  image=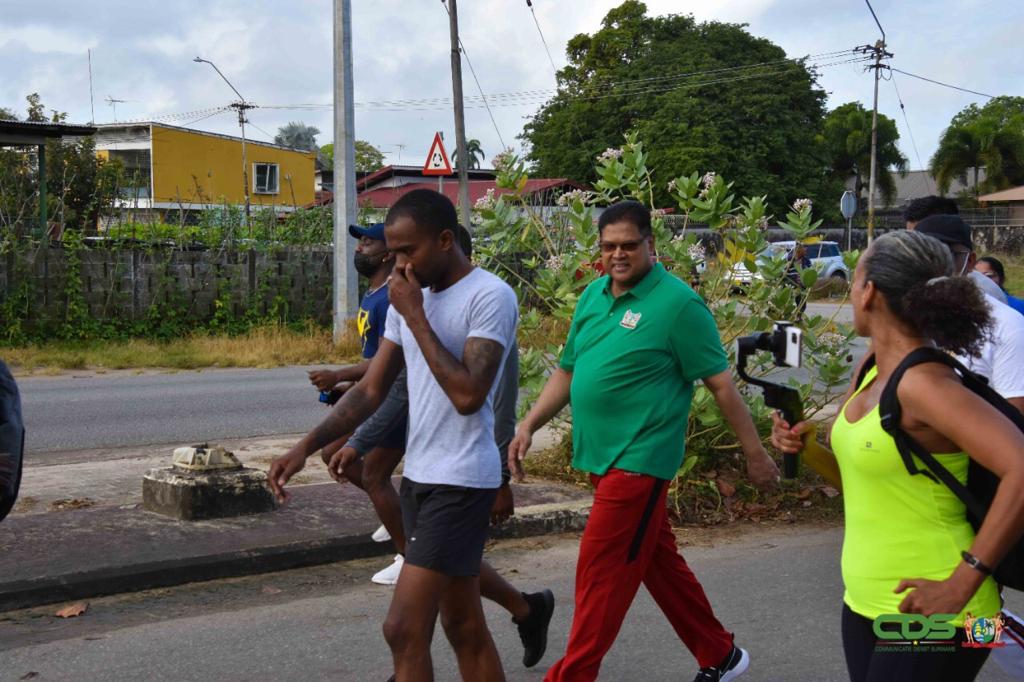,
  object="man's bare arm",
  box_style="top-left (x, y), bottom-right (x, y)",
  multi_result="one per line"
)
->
top-left (404, 312), bottom-right (505, 414)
